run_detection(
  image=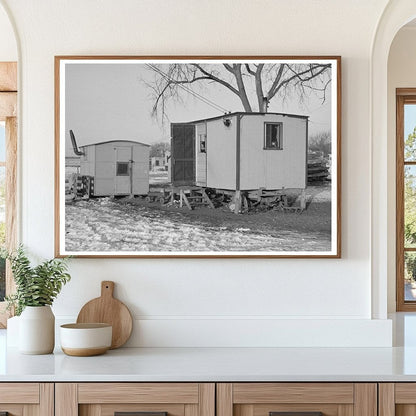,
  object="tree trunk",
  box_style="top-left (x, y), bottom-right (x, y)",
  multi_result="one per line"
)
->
top-left (258, 99), bottom-right (269, 112)
top-left (233, 65), bottom-right (252, 112)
